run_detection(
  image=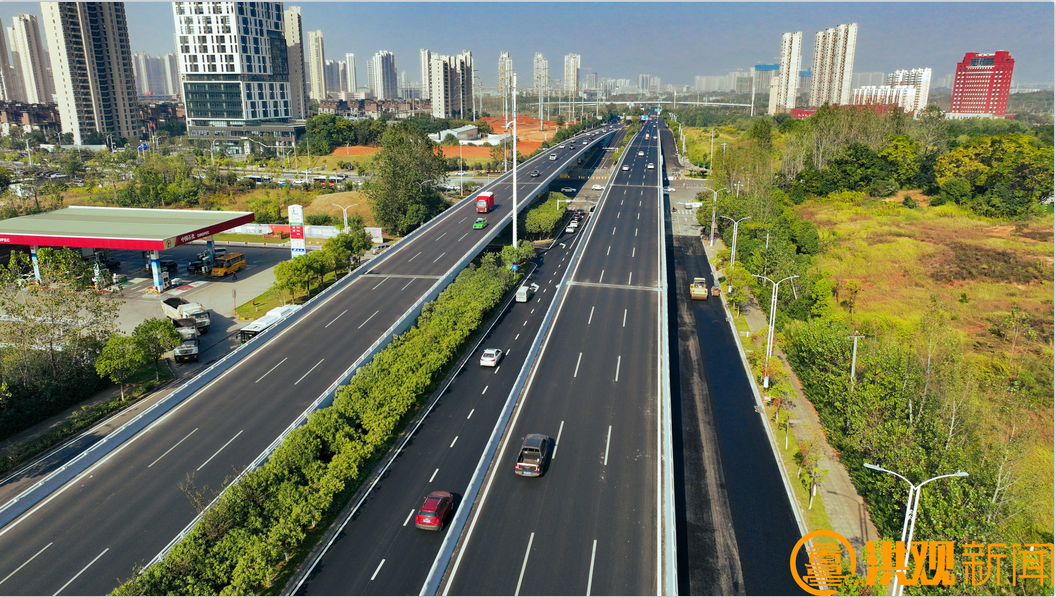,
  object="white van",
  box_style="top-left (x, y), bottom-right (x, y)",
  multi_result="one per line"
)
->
top-left (516, 286), bottom-right (531, 302)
